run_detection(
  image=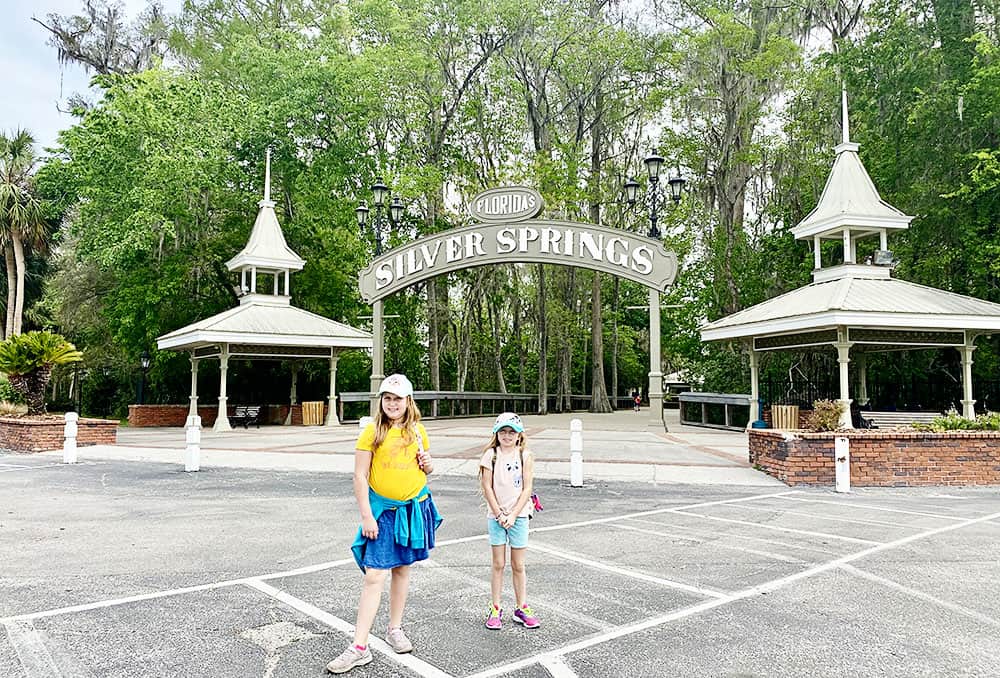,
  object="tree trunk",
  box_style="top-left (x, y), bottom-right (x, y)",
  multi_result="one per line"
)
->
top-left (558, 268), bottom-right (574, 412)
top-left (588, 77), bottom-right (611, 413)
top-left (4, 243), bottom-right (15, 339)
top-left (12, 232), bottom-right (26, 336)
